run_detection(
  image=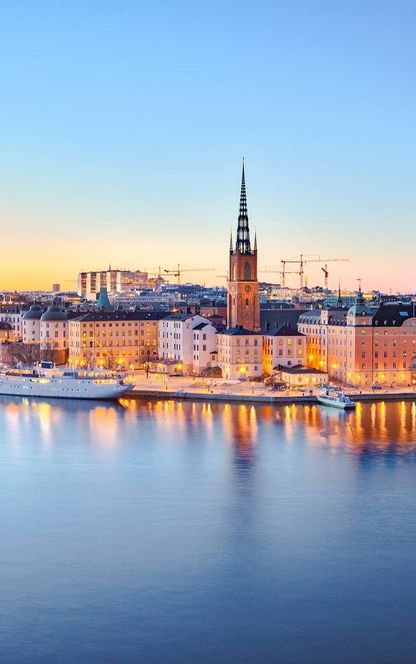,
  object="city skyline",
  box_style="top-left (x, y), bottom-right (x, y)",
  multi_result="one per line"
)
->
top-left (1, 1), bottom-right (416, 292)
